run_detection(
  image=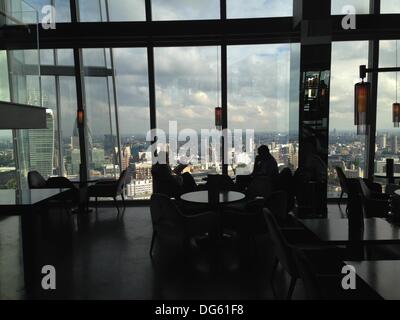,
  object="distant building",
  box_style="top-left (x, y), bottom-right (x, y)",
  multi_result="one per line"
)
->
top-left (121, 145), bottom-right (131, 171)
top-left (27, 110), bottom-right (55, 178)
top-left (134, 163), bottom-right (152, 180)
top-left (91, 148), bottom-right (105, 169)
top-left (126, 180), bottom-right (152, 199)
top-left (103, 164), bottom-right (119, 177)
top-left (70, 149), bottom-right (81, 175)
top-left (392, 135), bottom-right (398, 154)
